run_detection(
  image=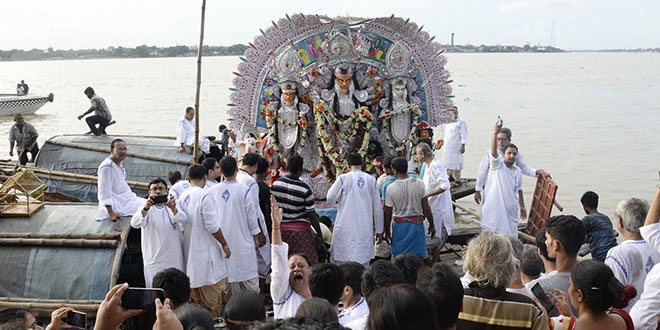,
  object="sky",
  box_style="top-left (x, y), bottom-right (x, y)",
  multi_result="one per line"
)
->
top-left (1, 0), bottom-right (658, 51)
